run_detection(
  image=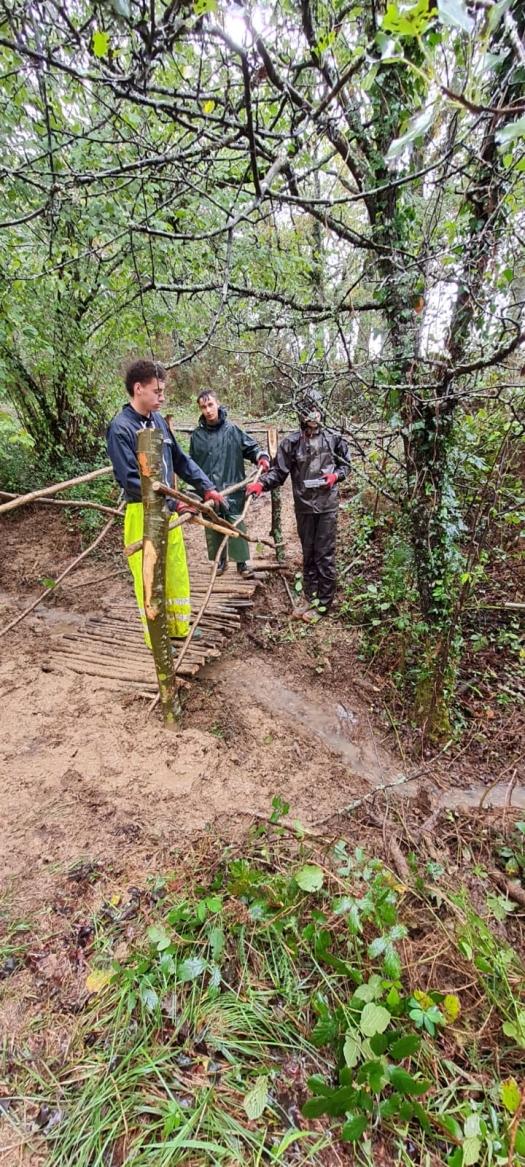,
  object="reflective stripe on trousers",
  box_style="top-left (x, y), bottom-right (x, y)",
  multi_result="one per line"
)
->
top-left (124, 502), bottom-right (191, 648)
